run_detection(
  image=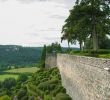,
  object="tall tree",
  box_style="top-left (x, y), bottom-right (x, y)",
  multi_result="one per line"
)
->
top-left (62, 3), bottom-right (90, 50)
top-left (41, 45), bottom-right (46, 68)
top-left (62, 0), bottom-right (110, 51)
